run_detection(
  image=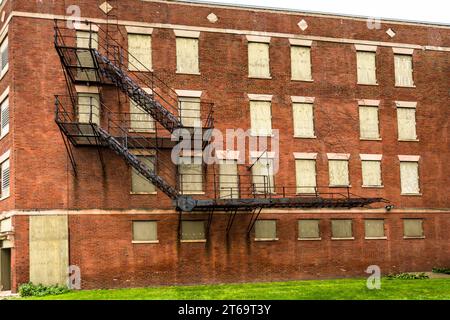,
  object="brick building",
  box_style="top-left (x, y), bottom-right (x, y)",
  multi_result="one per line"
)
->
top-left (0, 0), bottom-right (449, 292)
